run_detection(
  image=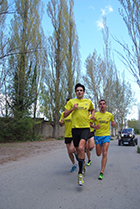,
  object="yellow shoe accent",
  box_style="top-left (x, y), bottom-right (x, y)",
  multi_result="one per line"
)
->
top-left (78, 173), bottom-right (84, 186)
top-left (82, 161), bottom-right (86, 174)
